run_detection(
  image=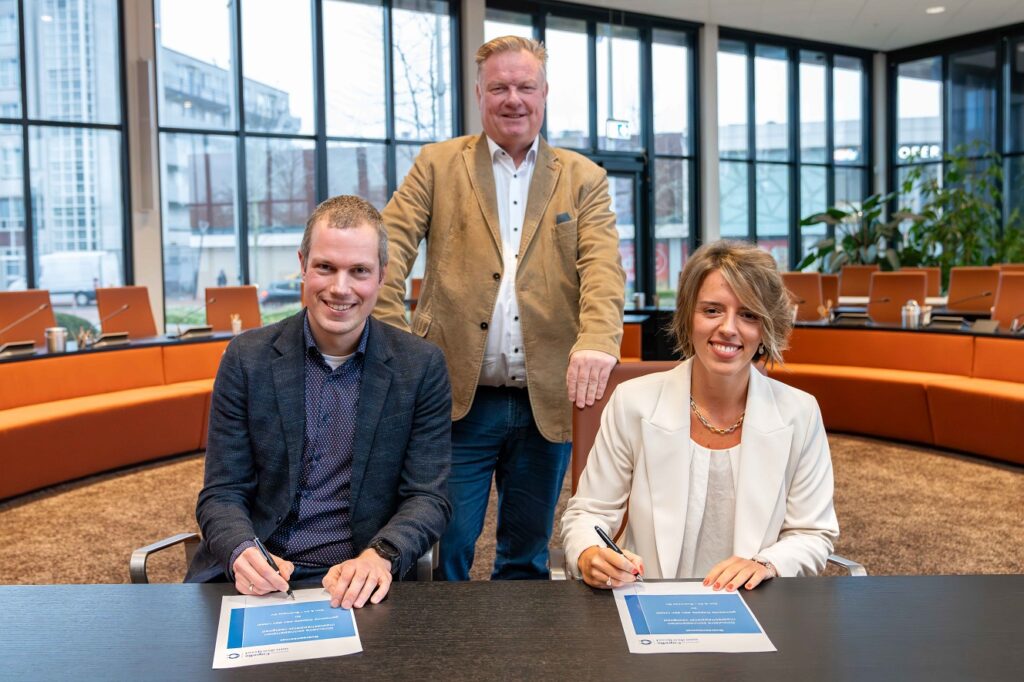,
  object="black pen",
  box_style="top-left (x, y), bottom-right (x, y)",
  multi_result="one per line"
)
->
top-left (253, 536), bottom-right (295, 599)
top-left (594, 525), bottom-right (644, 582)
